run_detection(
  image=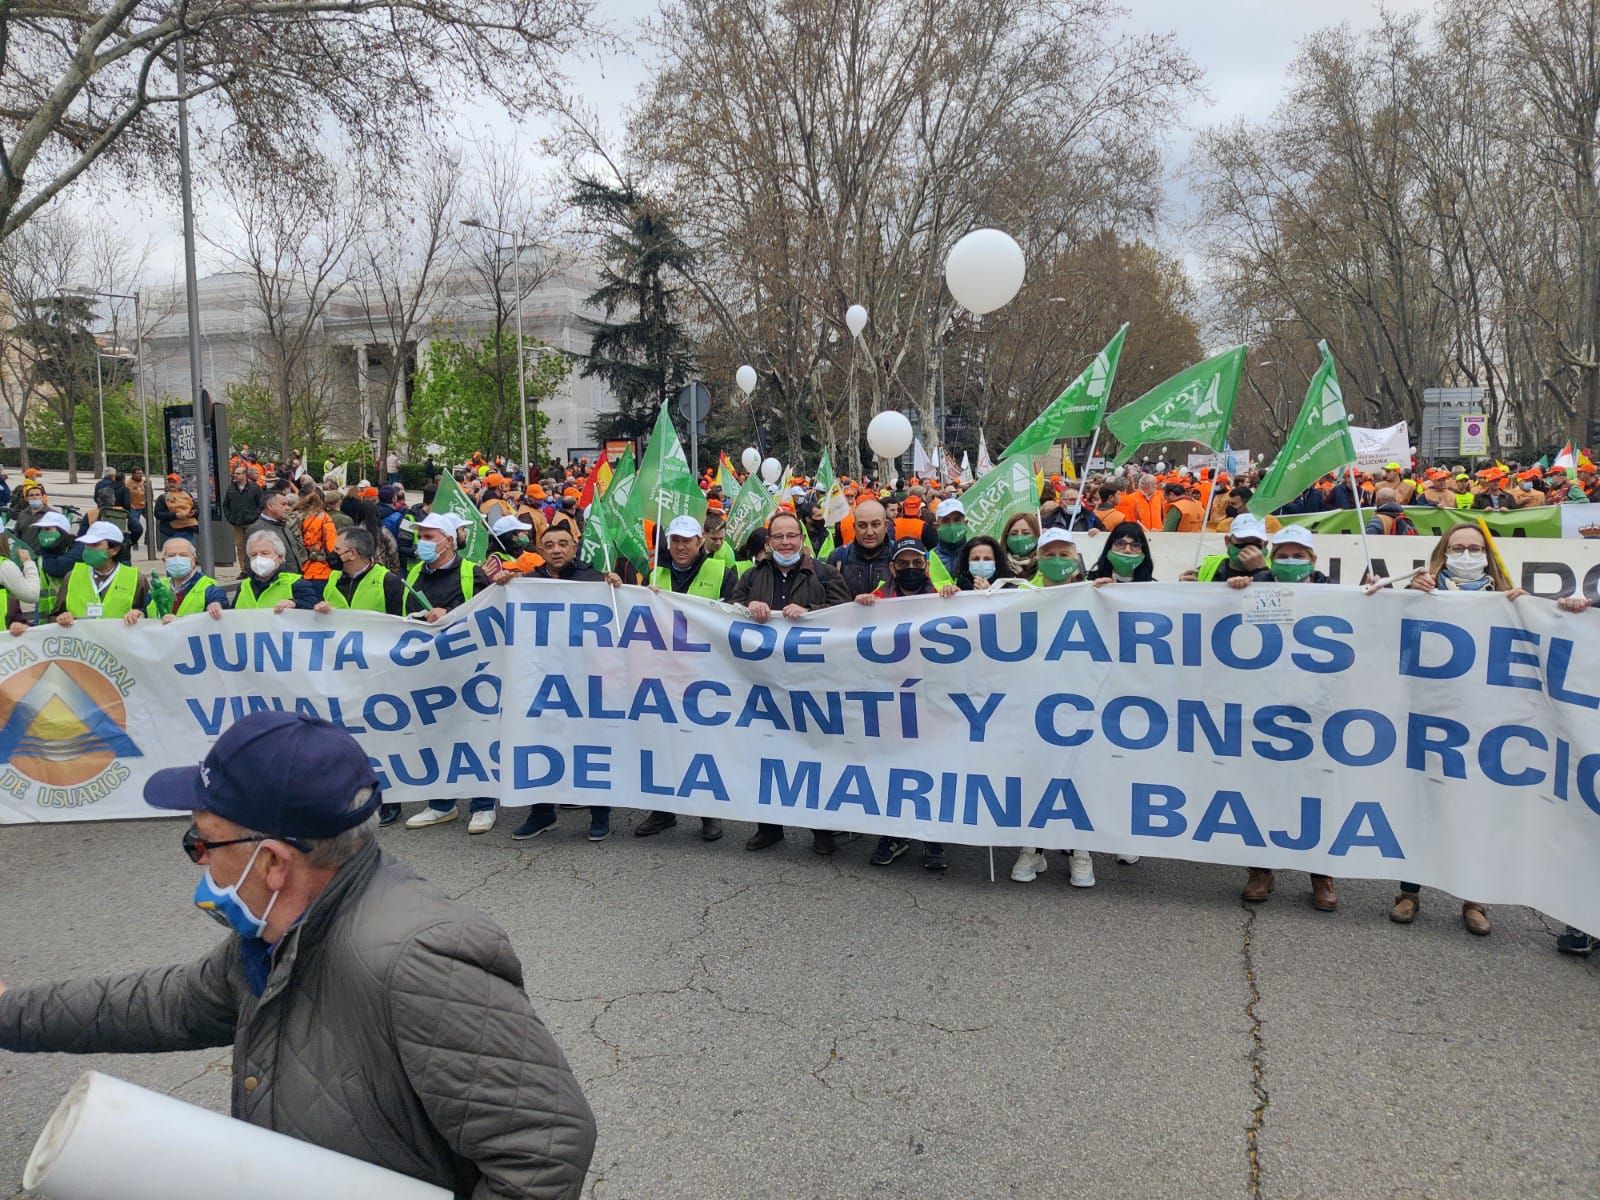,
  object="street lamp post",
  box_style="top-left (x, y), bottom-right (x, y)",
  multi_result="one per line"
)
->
top-left (72, 287), bottom-right (151, 557)
top-left (461, 219), bottom-right (530, 476)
